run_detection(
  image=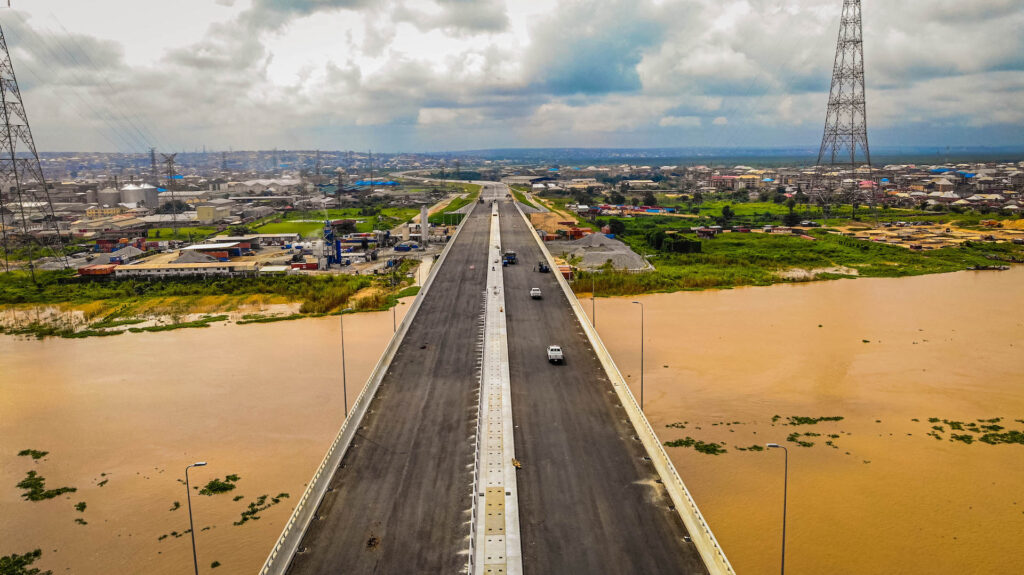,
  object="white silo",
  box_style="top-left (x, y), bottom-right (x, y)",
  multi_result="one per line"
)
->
top-left (98, 187), bottom-right (121, 206)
